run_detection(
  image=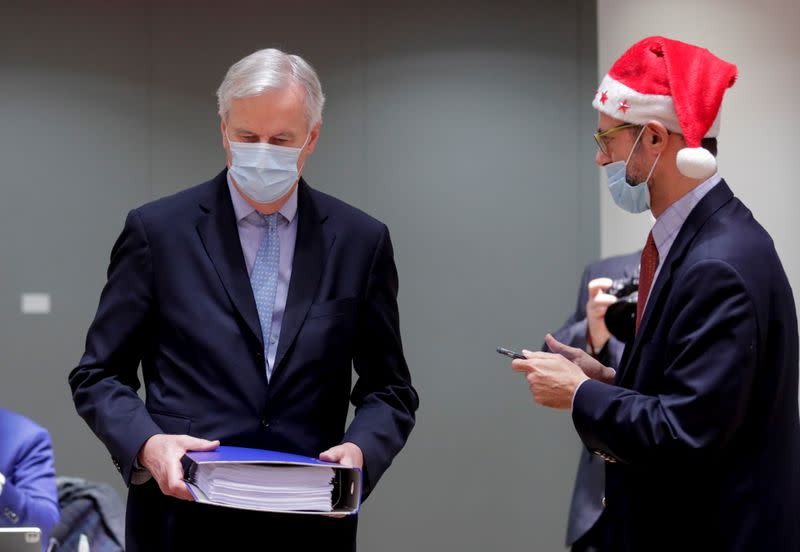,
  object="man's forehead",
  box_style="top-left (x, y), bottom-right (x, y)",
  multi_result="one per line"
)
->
top-left (227, 89), bottom-right (307, 135)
